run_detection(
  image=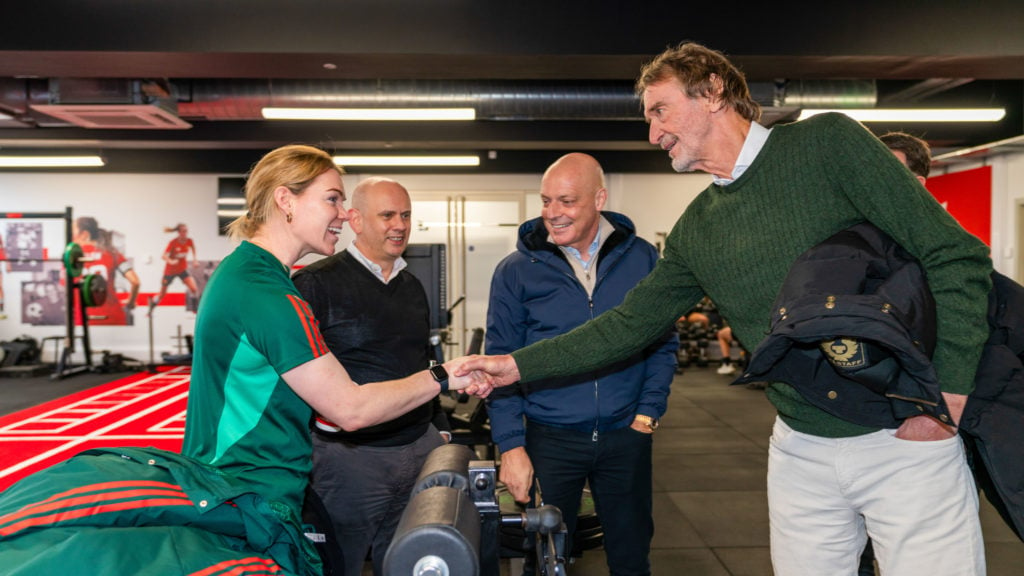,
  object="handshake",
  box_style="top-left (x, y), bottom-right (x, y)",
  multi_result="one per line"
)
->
top-left (440, 354), bottom-right (522, 398)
